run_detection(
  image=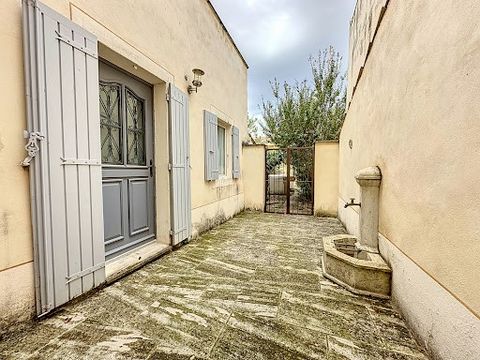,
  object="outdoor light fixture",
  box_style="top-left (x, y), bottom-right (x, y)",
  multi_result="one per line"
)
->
top-left (188, 68), bottom-right (205, 94)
